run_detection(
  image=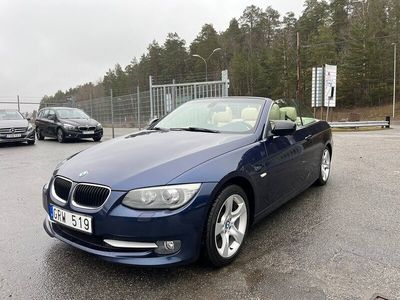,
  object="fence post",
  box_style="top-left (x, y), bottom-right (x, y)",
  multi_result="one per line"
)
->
top-left (110, 89), bottom-right (114, 138)
top-left (17, 95), bottom-right (20, 112)
top-left (221, 70), bottom-right (229, 96)
top-left (172, 79), bottom-right (176, 109)
top-left (149, 75), bottom-right (153, 119)
top-left (137, 86), bottom-right (140, 130)
top-left (89, 91), bottom-right (93, 117)
top-left (130, 94), bottom-right (135, 127)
